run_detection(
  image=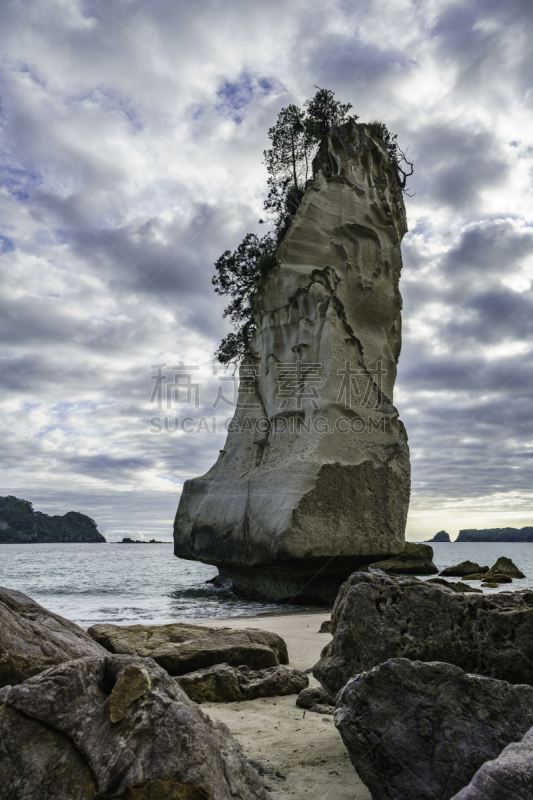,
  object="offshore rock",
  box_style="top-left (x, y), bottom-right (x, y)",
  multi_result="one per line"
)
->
top-left (0, 654), bottom-right (272, 800)
top-left (426, 577), bottom-right (483, 593)
top-left (174, 121), bottom-right (411, 603)
top-left (314, 572), bottom-right (533, 695)
top-left (440, 561), bottom-right (489, 577)
top-left (451, 724), bottom-right (533, 800)
top-left (369, 541), bottom-right (438, 574)
top-left (0, 586), bottom-right (106, 688)
top-left (335, 658), bottom-right (533, 800)
top-left (88, 622), bottom-right (288, 675)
